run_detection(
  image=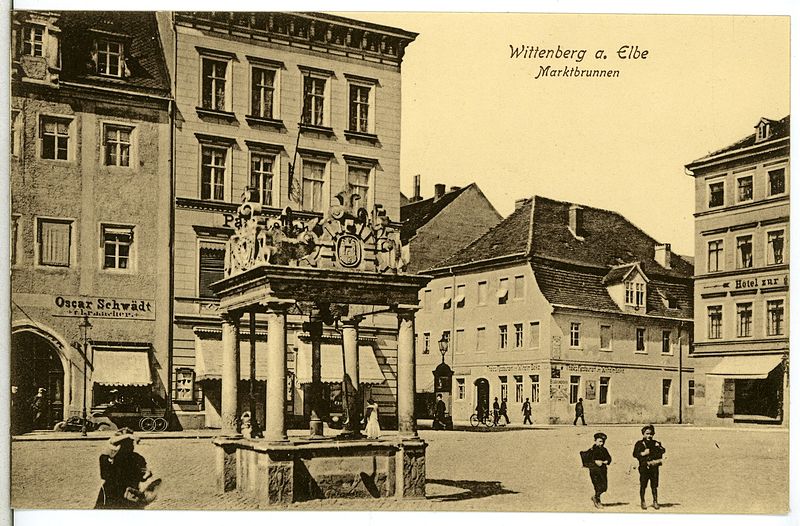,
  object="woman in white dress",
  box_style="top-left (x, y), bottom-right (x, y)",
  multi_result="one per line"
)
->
top-left (364, 399), bottom-right (381, 439)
